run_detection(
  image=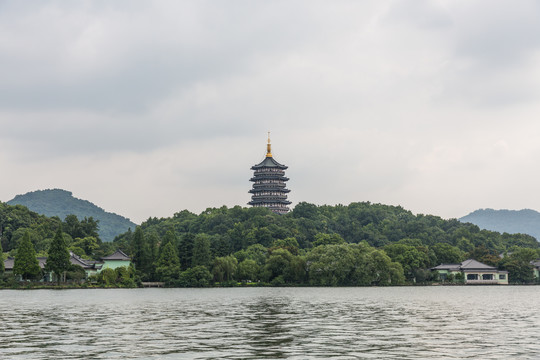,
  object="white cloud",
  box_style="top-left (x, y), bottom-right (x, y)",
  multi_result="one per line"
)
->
top-left (2, 0), bottom-right (540, 222)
